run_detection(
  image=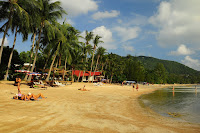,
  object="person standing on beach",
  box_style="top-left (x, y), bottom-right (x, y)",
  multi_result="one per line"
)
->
top-left (136, 84), bottom-right (139, 91)
top-left (132, 83), bottom-right (135, 91)
top-left (16, 78), bottom-right (21, 94)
